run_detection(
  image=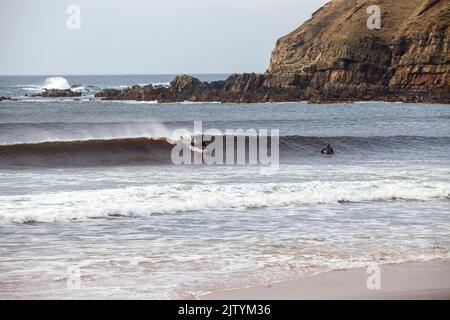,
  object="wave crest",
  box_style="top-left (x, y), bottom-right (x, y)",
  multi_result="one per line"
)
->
top-left (1, 135), bottom-right (449, 168)
top-left (0, 137), bottom-right (175, 167)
